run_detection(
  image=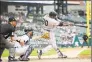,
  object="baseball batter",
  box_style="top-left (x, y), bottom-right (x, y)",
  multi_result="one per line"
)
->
top-left (37, 12), bottom-right (71, 59)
